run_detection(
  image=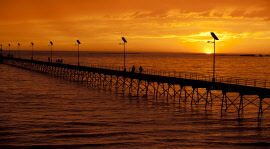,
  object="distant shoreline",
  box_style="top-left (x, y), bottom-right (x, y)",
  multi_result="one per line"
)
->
top-left (1, 50), bottom-right (270, 56)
